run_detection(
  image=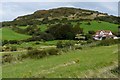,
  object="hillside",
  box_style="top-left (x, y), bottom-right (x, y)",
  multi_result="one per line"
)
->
top-left (2, 7), bottom-right (120, 26)
top-left (15, 7), bottom-right (108, 21)
top-left (0, 27), bottom-right (31, 40)
top-left (2, 45), bottom-right (118, 78)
